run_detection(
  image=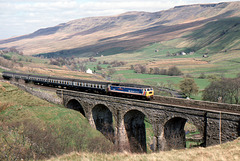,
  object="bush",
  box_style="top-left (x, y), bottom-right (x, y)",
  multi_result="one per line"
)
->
top-left (0, 118), bottom-right (116, 160)
top-left (0, 120), bottom-right (61, 160)
top-left (198, 73), bottom-right (206, 79)
top-left (168, 66), bottom-right (183, 76)
top-left (132, 65), bottom-right (183, 76)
